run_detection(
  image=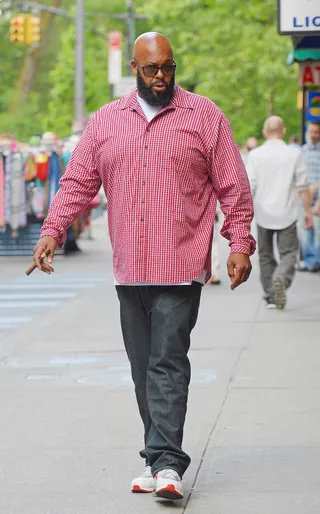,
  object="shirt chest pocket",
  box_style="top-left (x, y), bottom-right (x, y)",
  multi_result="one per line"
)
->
top-left (160, 131), bottom-right (208, 193)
